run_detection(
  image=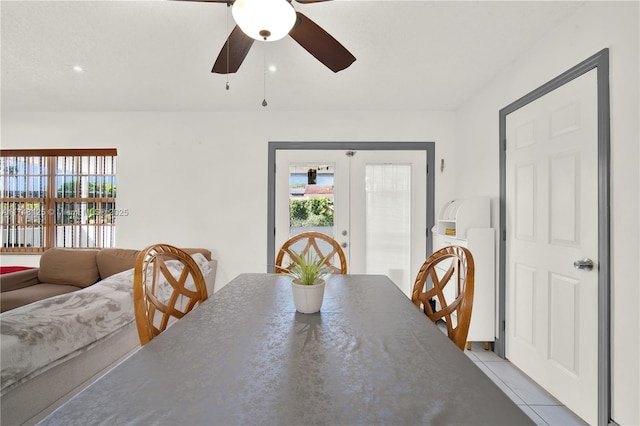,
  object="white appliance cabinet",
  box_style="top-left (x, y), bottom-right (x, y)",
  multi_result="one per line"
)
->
top-left (433, 198), bottom-right (495, 350)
